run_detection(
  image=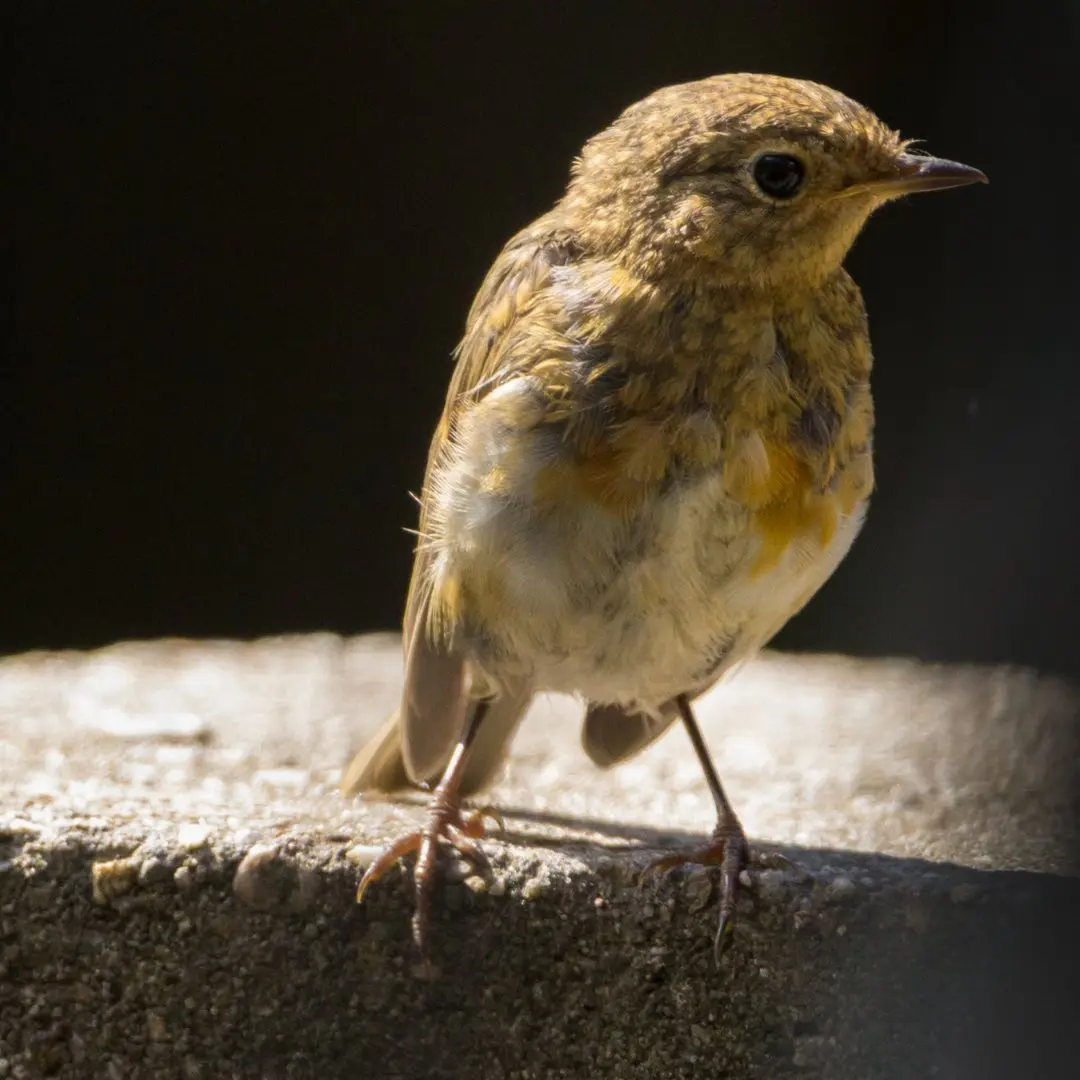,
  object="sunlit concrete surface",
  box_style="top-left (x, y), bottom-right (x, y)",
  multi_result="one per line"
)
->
top-left (2, 635), bottom-right (1078, 1078)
